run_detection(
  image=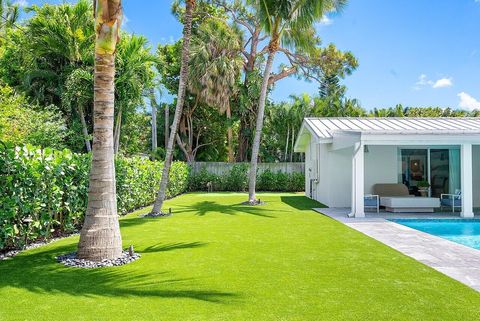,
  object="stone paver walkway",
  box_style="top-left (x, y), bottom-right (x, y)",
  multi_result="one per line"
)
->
top-left (315, 208), bottom-right (480, 291)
